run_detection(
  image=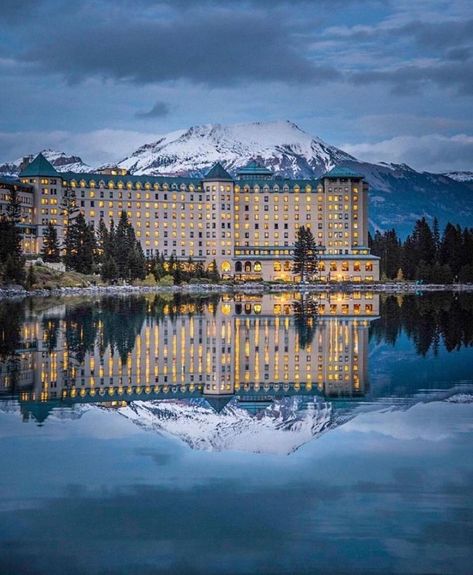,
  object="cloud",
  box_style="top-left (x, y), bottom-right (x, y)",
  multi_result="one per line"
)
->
top-left (136, 101), bottom-right (170, 119)
top-left (342, 402), bottom-right (473, 440)
top-left (350, 60), bottom-right (473, 96)
top-left (341, 133), bottom-right (473, 172)
top-left (0, 129), bottom-right (157, 165)
top-left (19, 9), bottom-right (338, 87)
top-left (0, 0), bottom-right (38, 23)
